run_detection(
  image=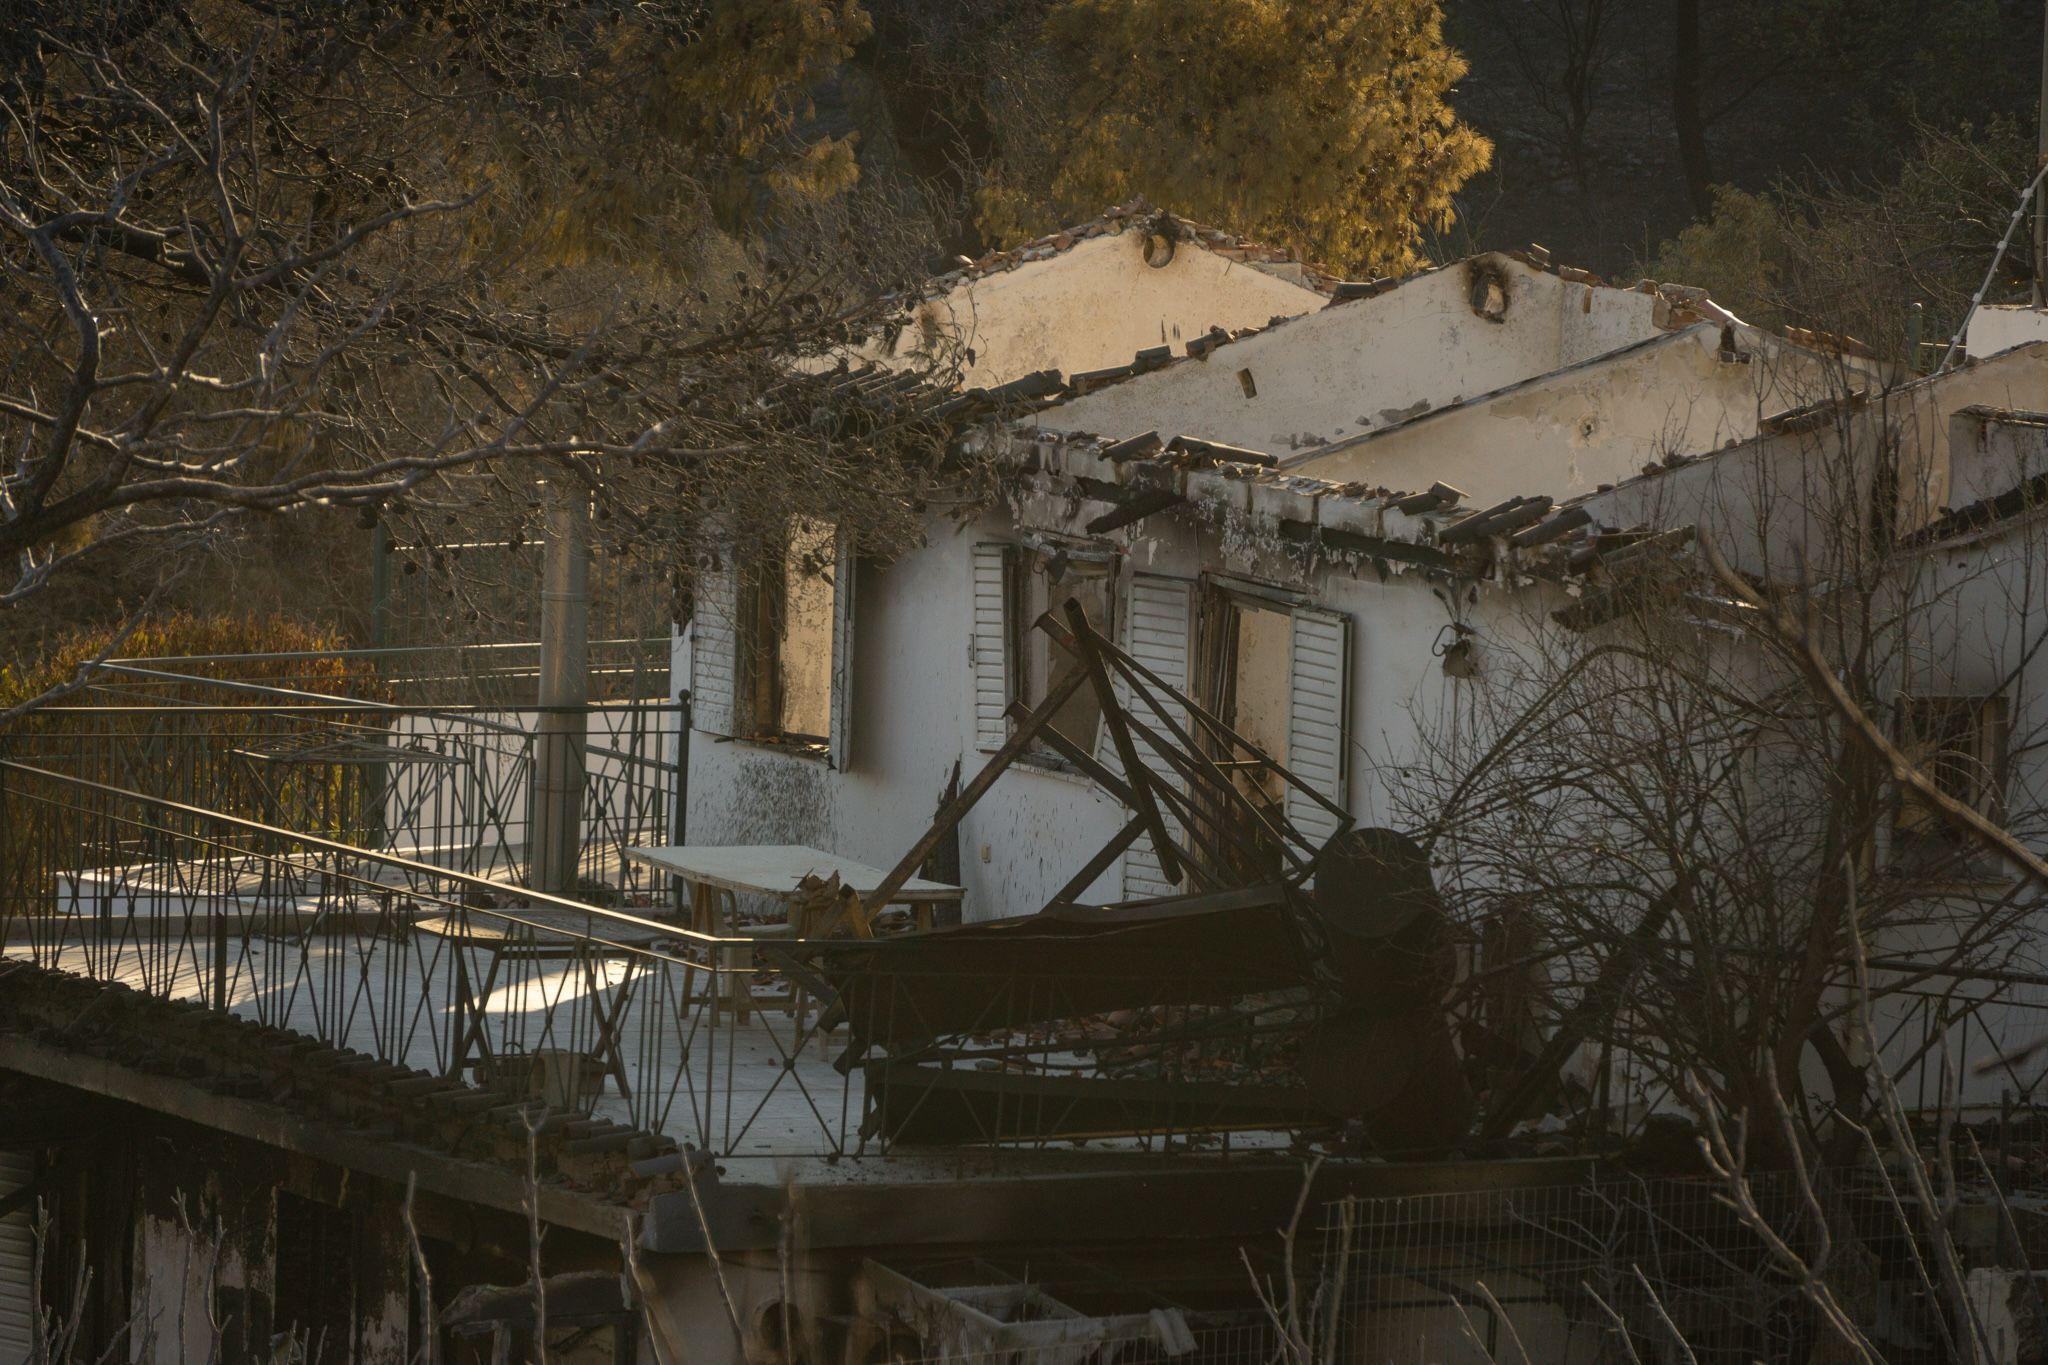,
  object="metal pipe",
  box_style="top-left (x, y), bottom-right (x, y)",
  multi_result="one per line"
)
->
top-left (100, 638), bottom-right (665, 667)
top-left (529, 484), bottom-right (591, 894)
top-left (2036, 0), bottom-right (2047, 306)
top-left (672, 691), bottom-right (691, 846)
top-left (1939, 155), bottom-right (2048, 372)
top-left (0, 757), bottom-right (741, 947)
